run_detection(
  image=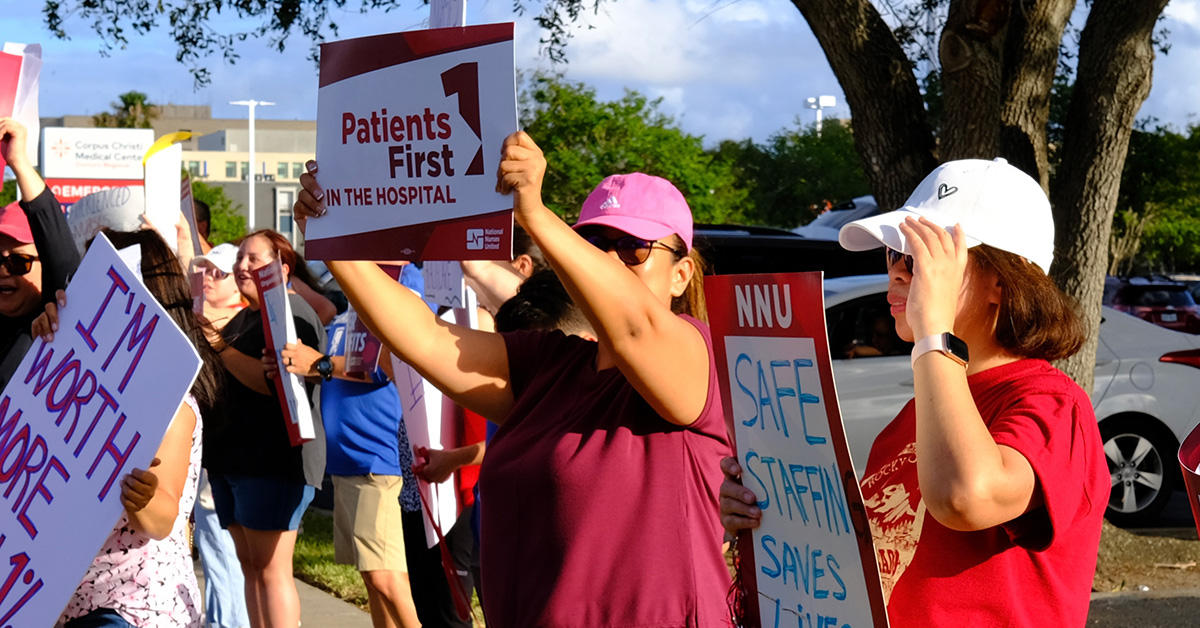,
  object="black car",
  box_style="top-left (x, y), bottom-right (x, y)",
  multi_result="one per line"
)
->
top-left (694, 224), bottom-right (881, 278)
